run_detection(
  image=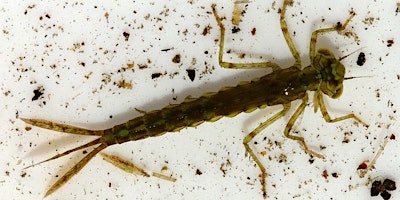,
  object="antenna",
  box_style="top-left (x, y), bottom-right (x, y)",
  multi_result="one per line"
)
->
top-left (344, 75), bottom-right (373, 80)
top-left (339, 47), bottom-right (365, 61)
